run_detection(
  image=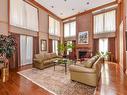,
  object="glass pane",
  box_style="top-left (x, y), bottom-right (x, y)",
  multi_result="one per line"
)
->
top-left (26, 36), bottom-right (33, 64)
top-left (55, 20), bottom-right (60, 36)
top-left (94, 14), bottom-right (104, 34)
top-left (25, 2), bottom-right (38, 31)
top-left (70, 21), bottom-right (76, 36)
top-left (104, 10), bottom-right (116, 32)
top-left (52, 40), bottom-right (58, 55)
top-left (49, 17), bottom-right (54, 35)
top-left (99, 38), bottom-right (108, 54)
top-left (64, 23), bottom-right (70, 37)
